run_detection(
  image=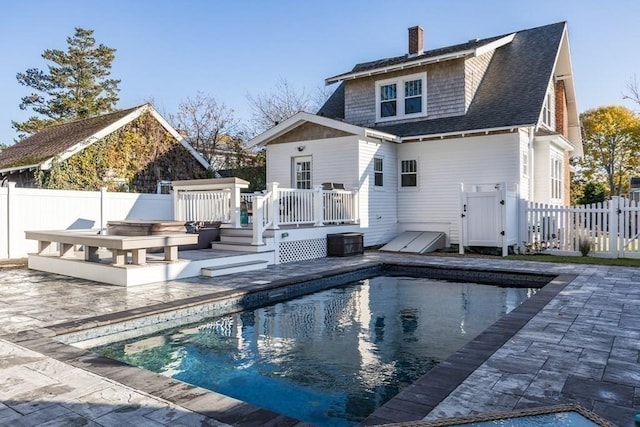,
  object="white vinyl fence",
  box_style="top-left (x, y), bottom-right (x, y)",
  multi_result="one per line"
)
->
top-left (0, 183), bottom-right (172, 259)
top-left (525, 196), bottom-right (640, 258)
